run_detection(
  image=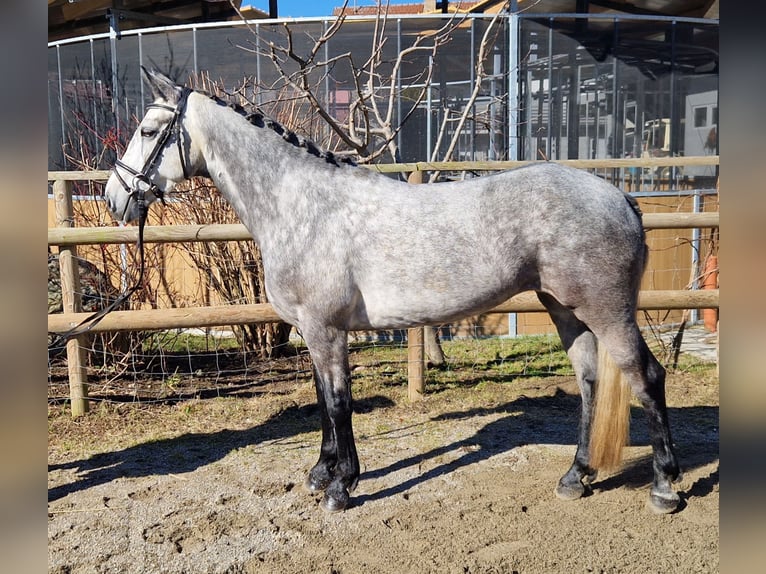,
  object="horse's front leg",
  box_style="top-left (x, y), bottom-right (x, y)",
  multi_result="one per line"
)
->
top-left (303, 364), bottom-right (338, 494)
top-left (303, 327), bottom-right (359, 512)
